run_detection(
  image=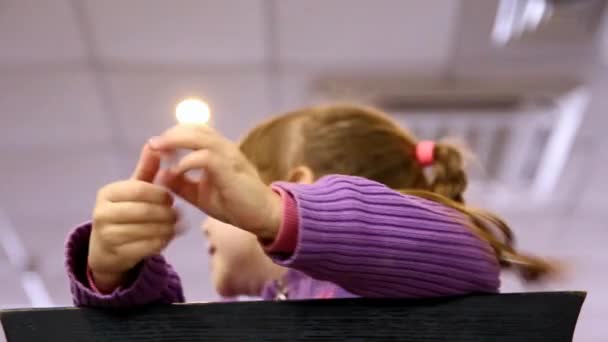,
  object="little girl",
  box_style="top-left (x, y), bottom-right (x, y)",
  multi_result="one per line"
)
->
top-left (66, 104), bottom-right (550, 306)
